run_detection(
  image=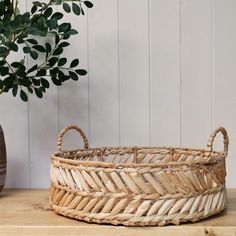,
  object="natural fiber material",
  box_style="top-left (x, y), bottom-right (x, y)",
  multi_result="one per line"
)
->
top-left (49, 126), bottom-right (229, 226)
